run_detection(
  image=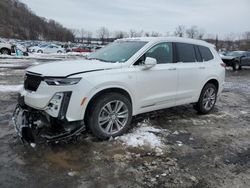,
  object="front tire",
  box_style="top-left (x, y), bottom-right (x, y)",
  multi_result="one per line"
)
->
top-left (195, 83), bottom-right (217, 114)
top-left (87, 93), bottom-right (132, 139)
top-left (232, 60), bottom-right (240, 71)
